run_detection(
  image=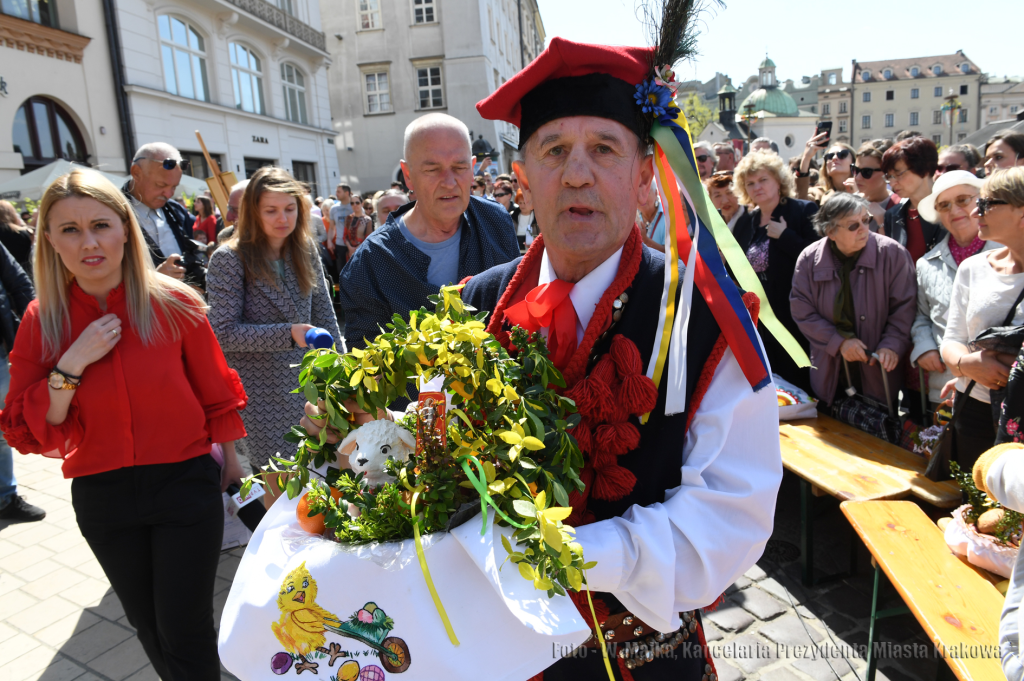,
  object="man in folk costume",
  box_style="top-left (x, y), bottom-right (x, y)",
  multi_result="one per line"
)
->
top-left (459, 26), bottom-right (783, 681)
